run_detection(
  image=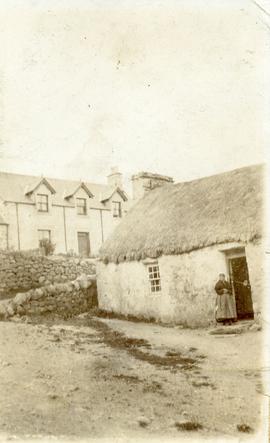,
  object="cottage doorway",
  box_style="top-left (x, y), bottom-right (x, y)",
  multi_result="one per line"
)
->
top-left (228, 255), bottom-right (254, 320)
top-left (77, 232), bottom-right (90, 257)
